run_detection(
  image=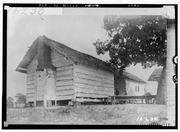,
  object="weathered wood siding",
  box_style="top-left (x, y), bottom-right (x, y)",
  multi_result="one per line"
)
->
top-left (36, 70), bottom-right (46, 101)
top-left (44, 68), bottom-right (56, 100)
top-left (51, 49), bottom-right (74, 100)
top-left (26, 58), bottom-right (38, 102)
top-left (74, 63), bottom-right (114, 99)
